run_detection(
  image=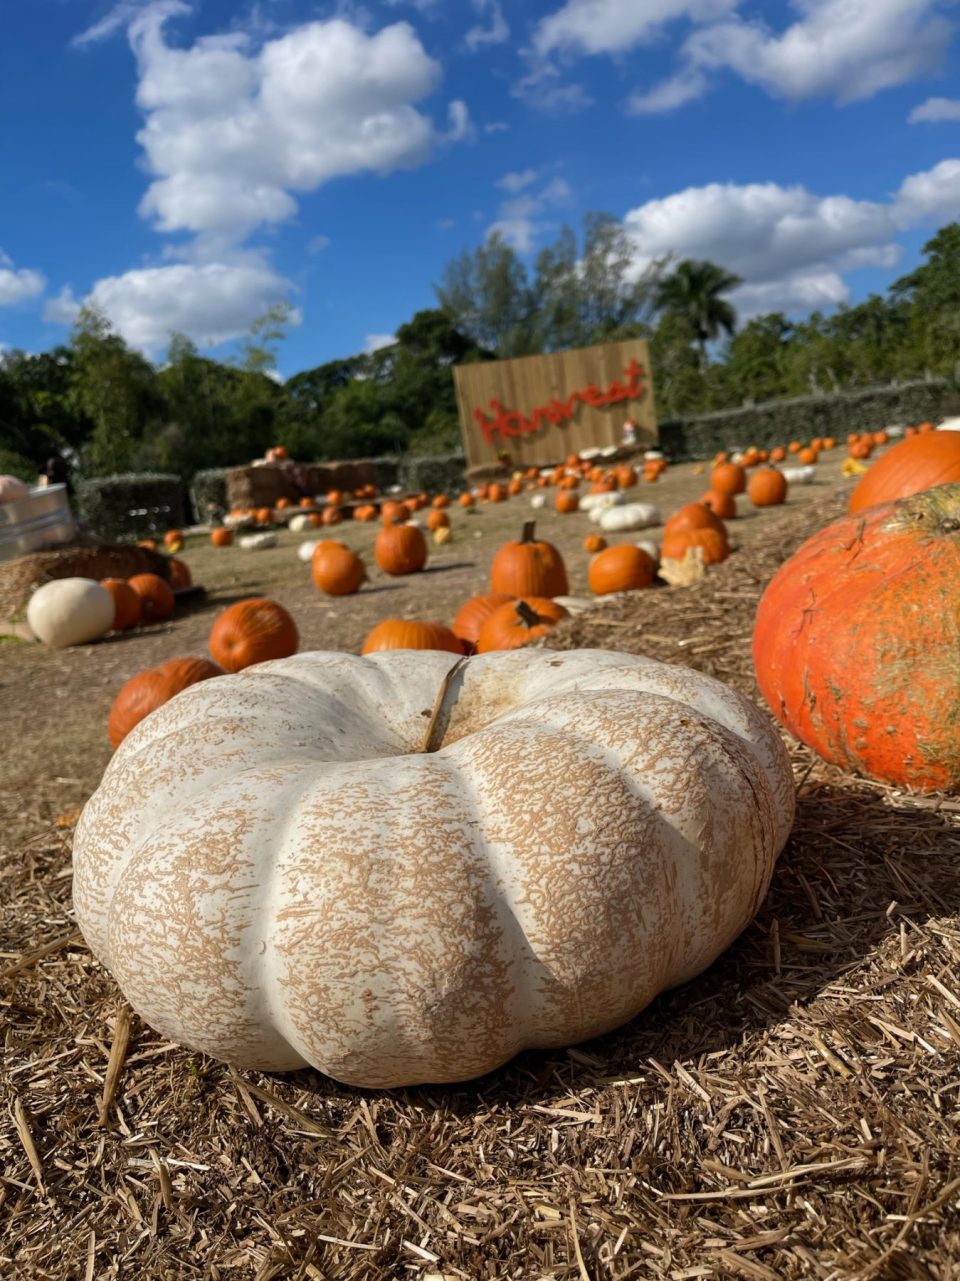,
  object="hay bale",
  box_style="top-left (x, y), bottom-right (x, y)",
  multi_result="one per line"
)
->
top-left (225, 465), bottom-right (301, 510)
